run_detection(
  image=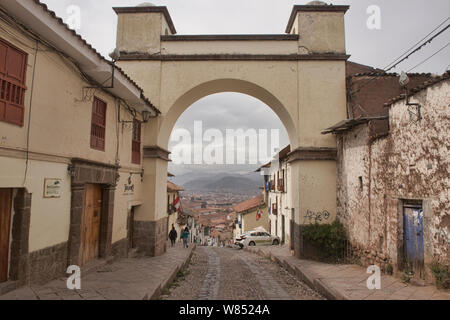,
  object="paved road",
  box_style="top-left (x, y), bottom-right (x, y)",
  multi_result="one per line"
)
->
top-left (163, 246), bottom-right (324, 300)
